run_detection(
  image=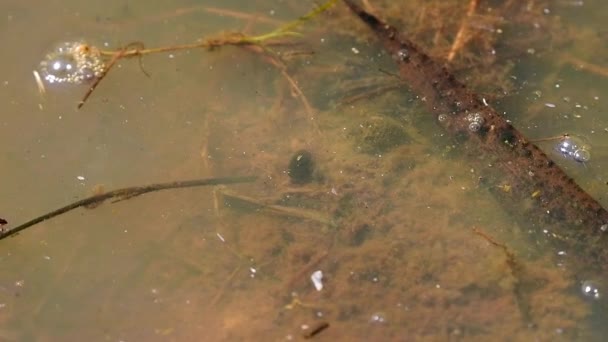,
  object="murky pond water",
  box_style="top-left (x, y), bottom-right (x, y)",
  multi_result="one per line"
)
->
top-left (1, 0), bottom-right (608, 340)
